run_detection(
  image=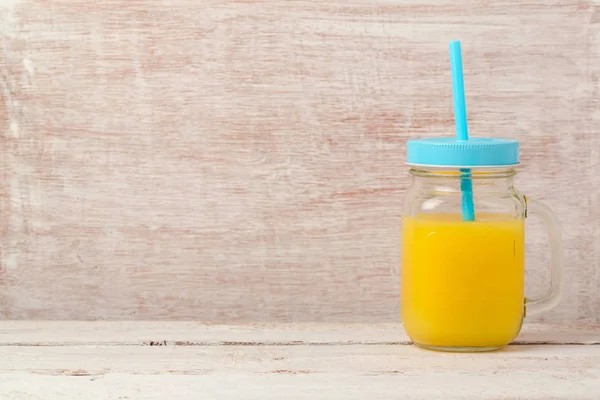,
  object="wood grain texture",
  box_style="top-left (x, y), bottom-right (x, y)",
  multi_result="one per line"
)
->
top-left (0, 323), bottom-right (599, 399)
top-left (3, 346), bottom-right (600, 400)
top-left (0, 0), bottom-right (598, 321)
